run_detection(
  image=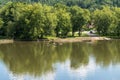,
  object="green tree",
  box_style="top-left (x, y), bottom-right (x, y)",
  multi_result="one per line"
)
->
top-left (42, 5), bottom-right (57, 37)
top-left (14, 3), bottom-right (45, 40)
top-left (0, 2), bottom-right (25, 37)
top-left (55, 4), bottom-right (72, 37)
top-left (0, 18), bottom-right (3, 28)
top-left (70, 6), bottom-right (90, 36)
top-left (93, 7), bottom-right (114, 36)
top-left (113, 7), bottom-right (120, 37)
